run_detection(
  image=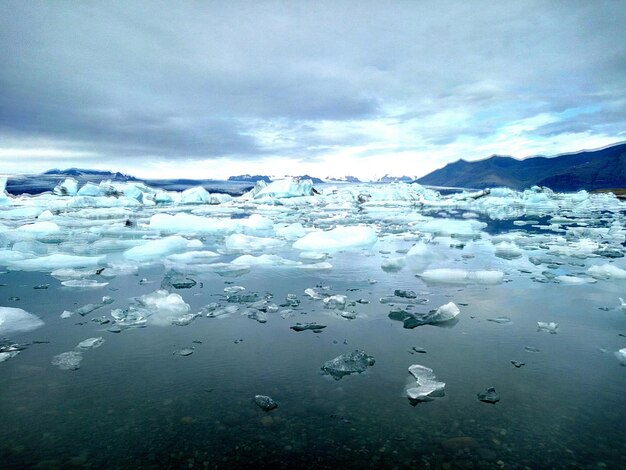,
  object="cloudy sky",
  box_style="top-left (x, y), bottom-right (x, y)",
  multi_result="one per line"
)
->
top-left (1, 1), bottom-right (625, 179)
